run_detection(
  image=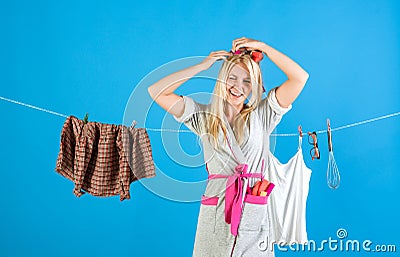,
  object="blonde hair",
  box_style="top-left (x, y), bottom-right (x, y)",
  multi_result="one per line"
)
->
top-left (207, 54), bottom-right (264, 150)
